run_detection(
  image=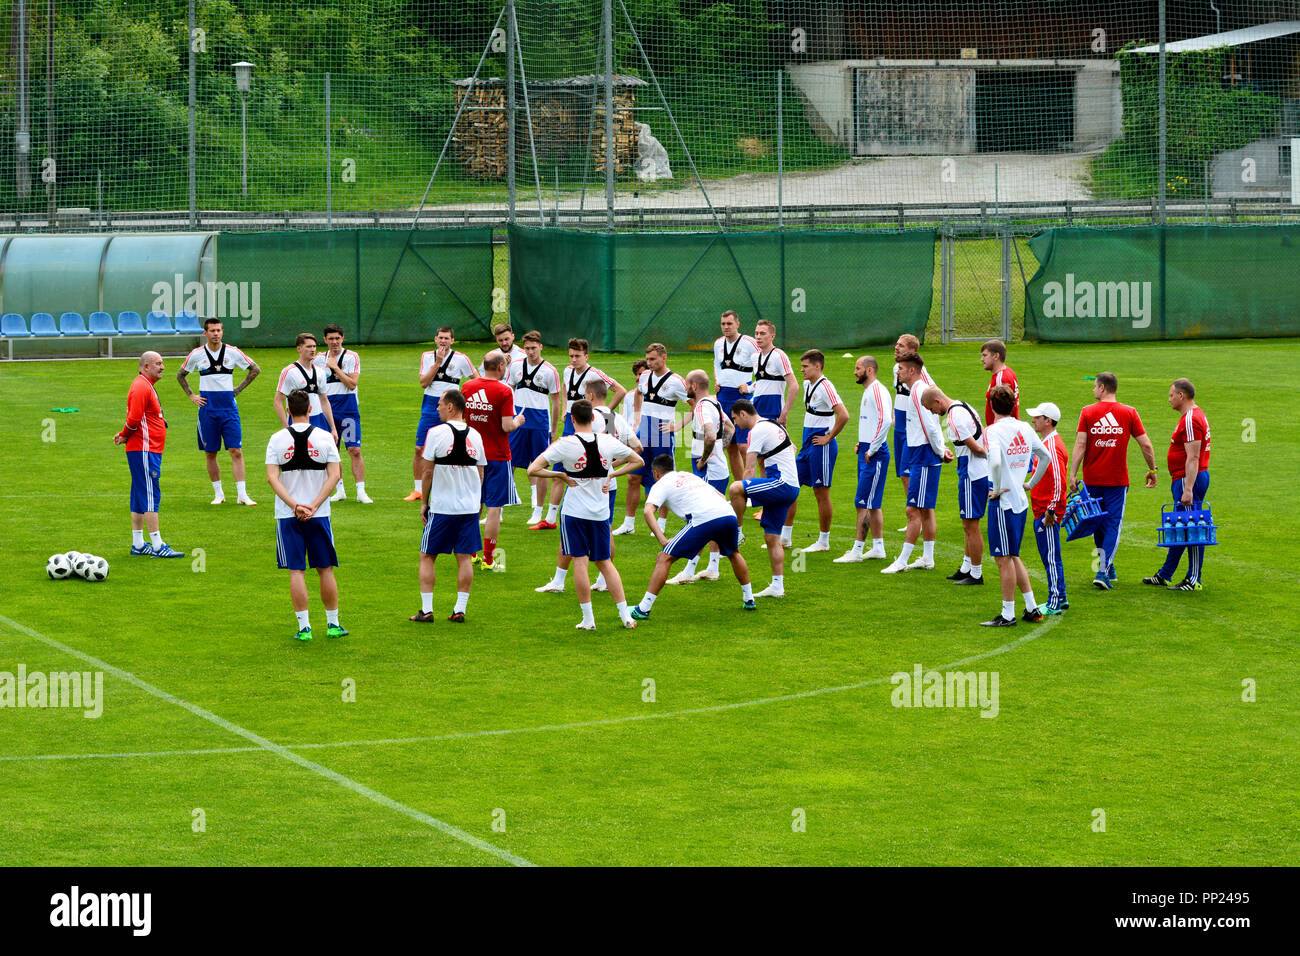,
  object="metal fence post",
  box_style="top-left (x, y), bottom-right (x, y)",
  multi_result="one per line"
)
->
top-left (325, 73), bottom-right (332, 230)
top-left (603, 0), bottom-right (615, 232)
top-left (188, 0), bottom-right (197, 229)
top-left (1001, 226), bottom-right (1012, 342)
top-left (507, 0), bottom-right (517, 225)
